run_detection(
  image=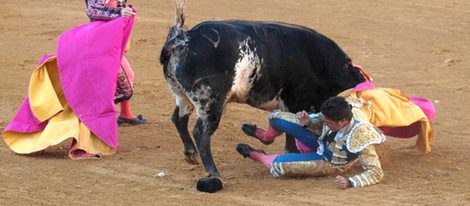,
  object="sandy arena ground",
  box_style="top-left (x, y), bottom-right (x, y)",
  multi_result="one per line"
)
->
top-left (1, 0), bottom-right (469, 205)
